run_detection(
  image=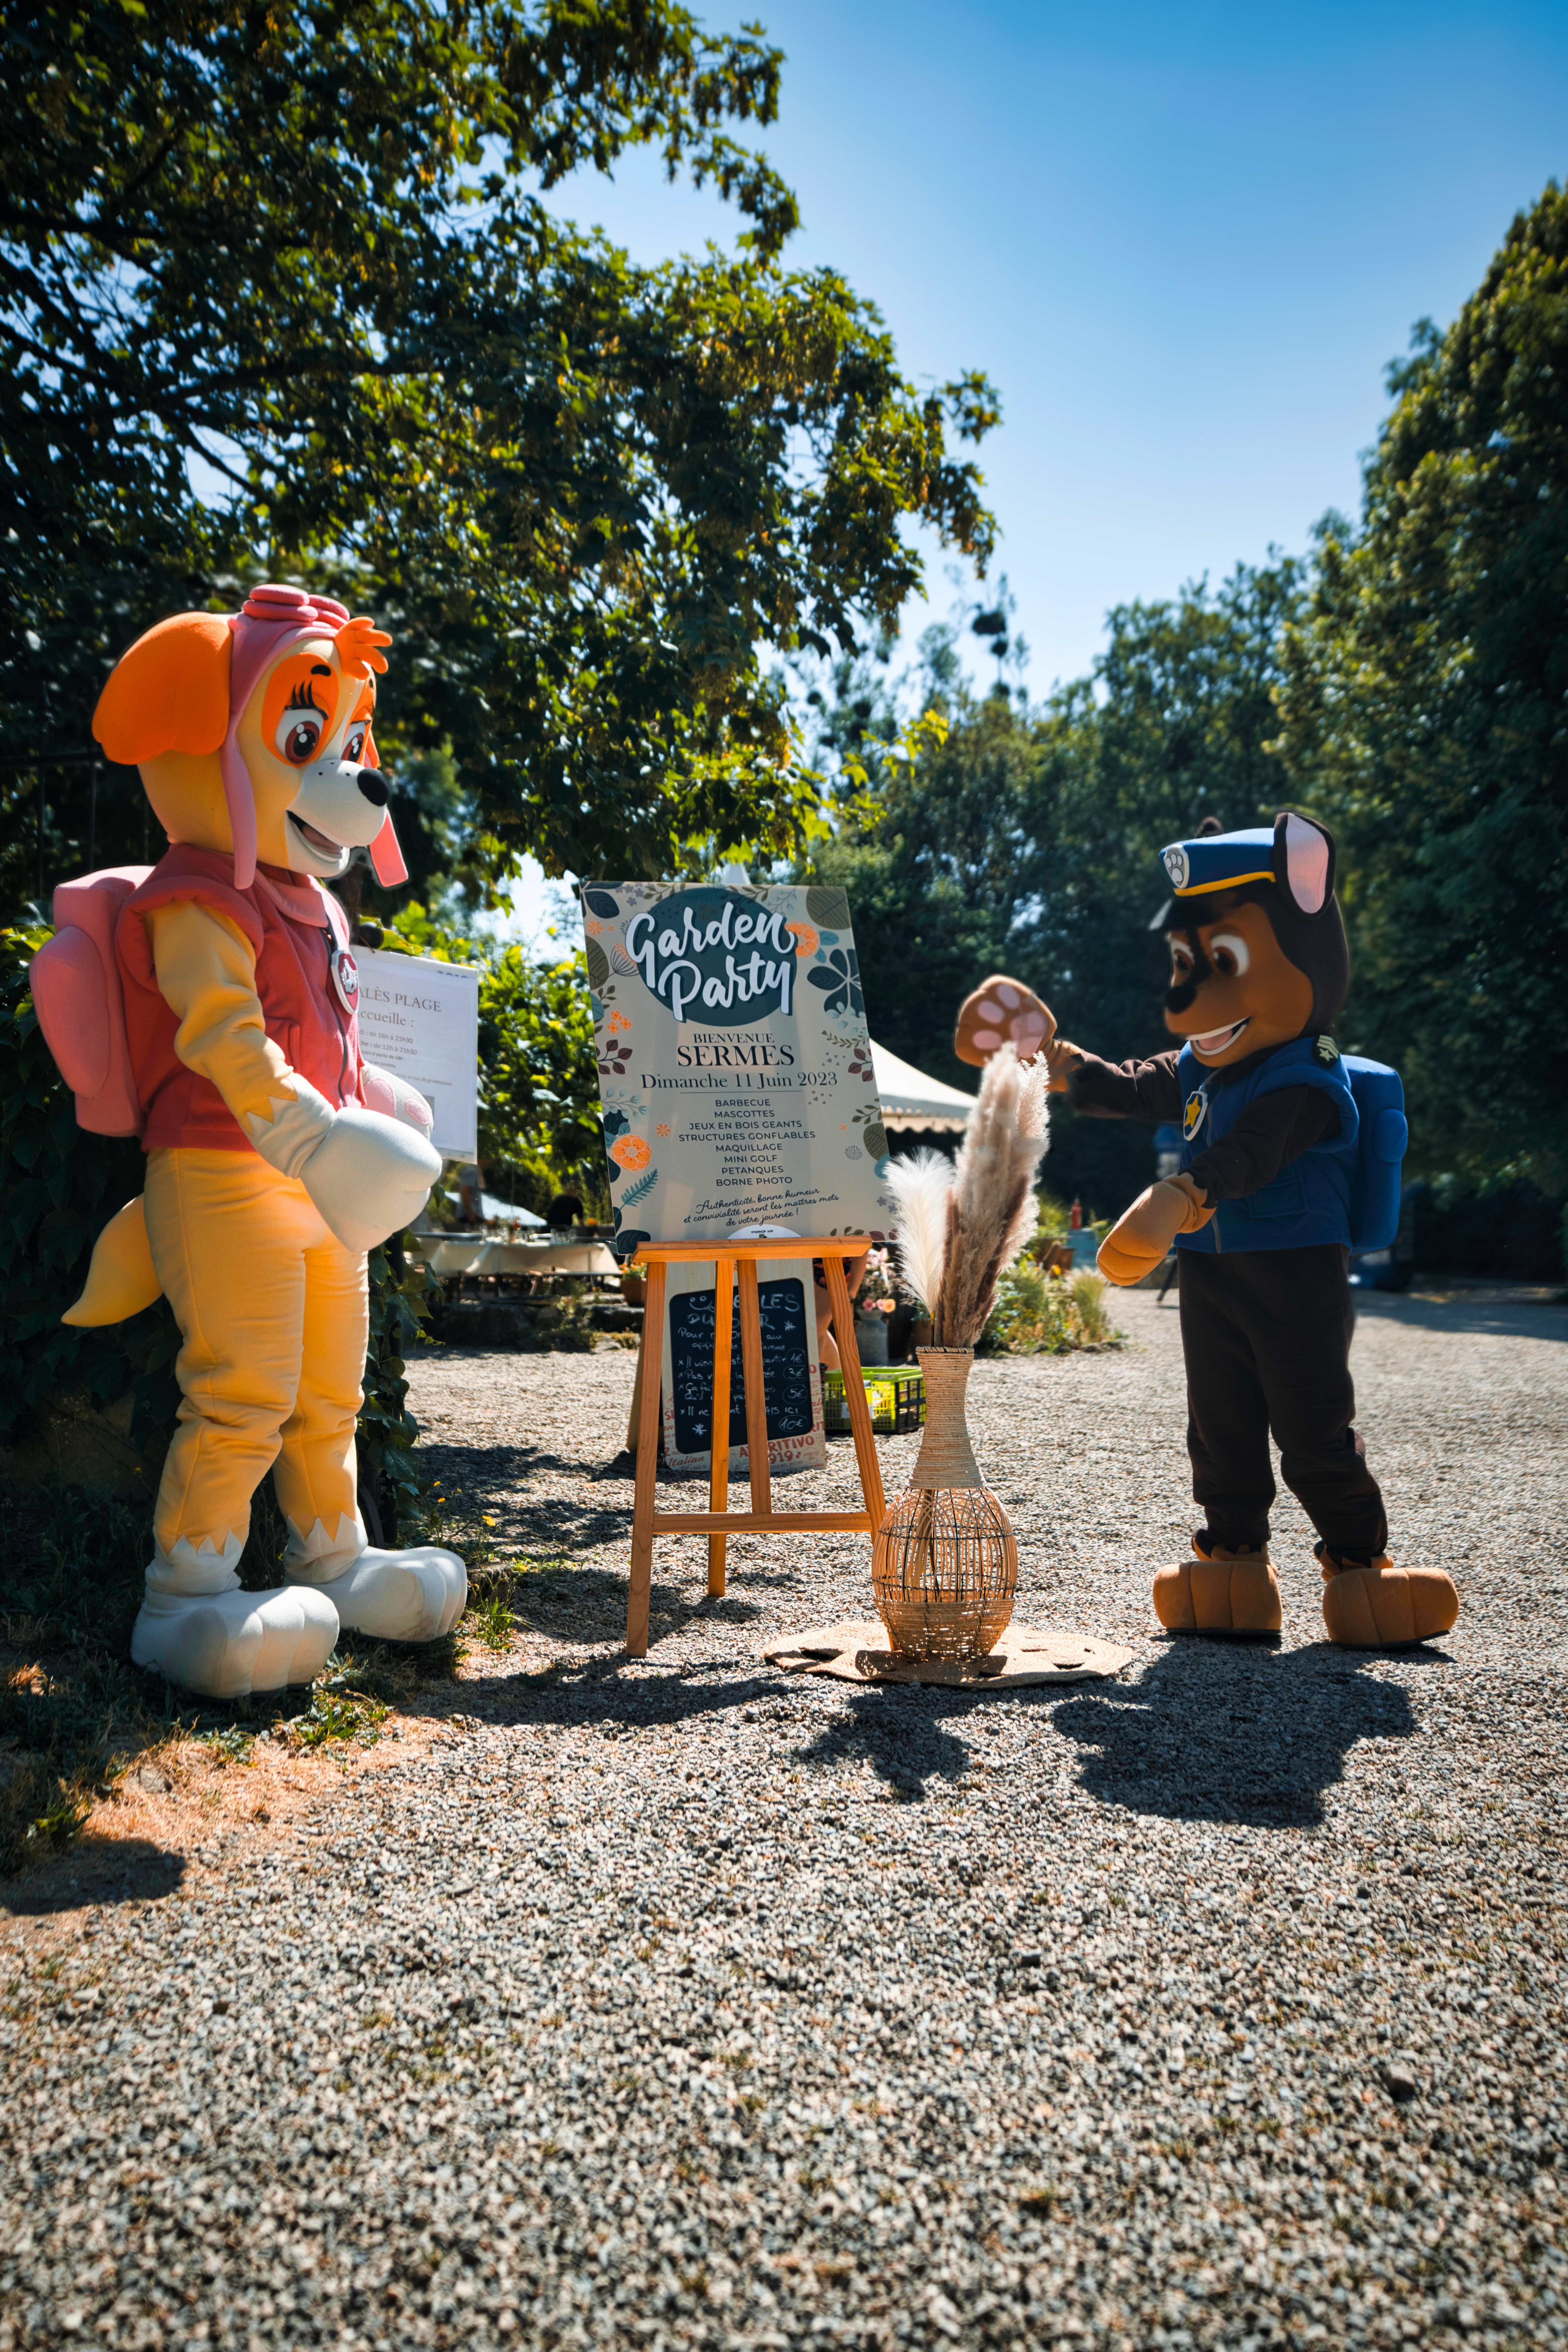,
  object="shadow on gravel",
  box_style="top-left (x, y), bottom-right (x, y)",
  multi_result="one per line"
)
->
top-left (473, 1657), bottom-right (992, 1798)
top-left (1356, 1294), bottom-right (1568, 1343)
top-left (504, 1566), bottom-right (772, 1657)
top-left (2, 1835), bottom-right (185, 1915)
top-left (1048, 1641), bottom-right (1421, 1826)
